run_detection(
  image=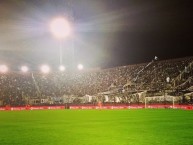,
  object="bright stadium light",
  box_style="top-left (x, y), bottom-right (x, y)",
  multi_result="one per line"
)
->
top-left (41, 65), bottom-right (50, 74)
top-left (77, 64), bottom-right (83, 70)
top-left (59, 65), bottom-right (65, 71)
top-left (50, 17), bottom-right (71, 39)
top-left (21, 66), bottom-right (28, 73)
top-left (0, 65), bottom-right (8, 73)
